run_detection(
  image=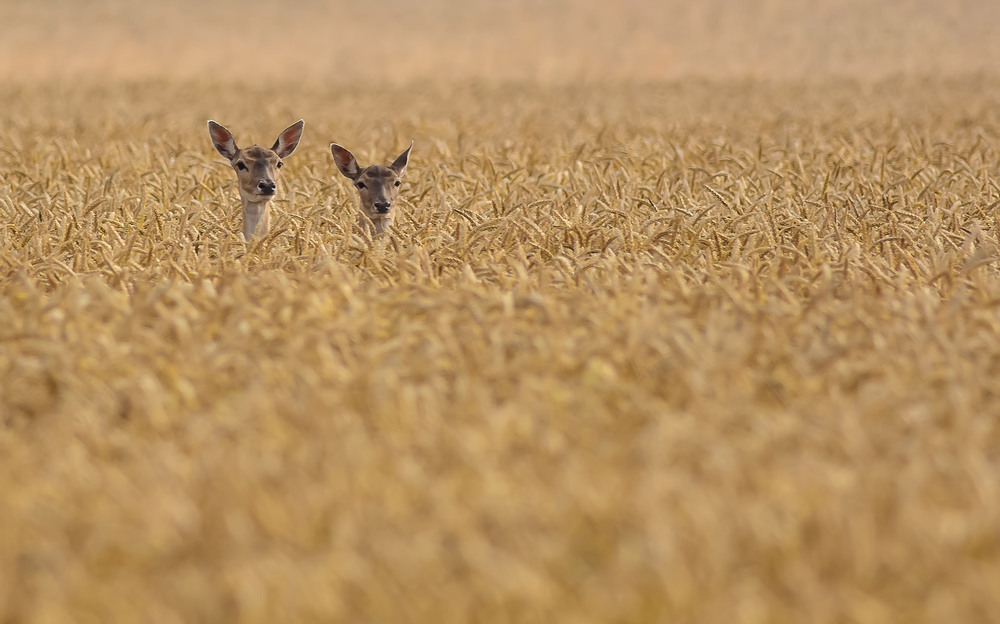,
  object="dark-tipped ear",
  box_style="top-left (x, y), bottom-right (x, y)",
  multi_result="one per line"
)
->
top-left (330, 143), bottom-right (361, 180)
top-left (272, 119), bottom-right (304, 158)
top-left (208, 120), bottom-right (239, 161)
top-left (390, 140), bottom-right (413, 176)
